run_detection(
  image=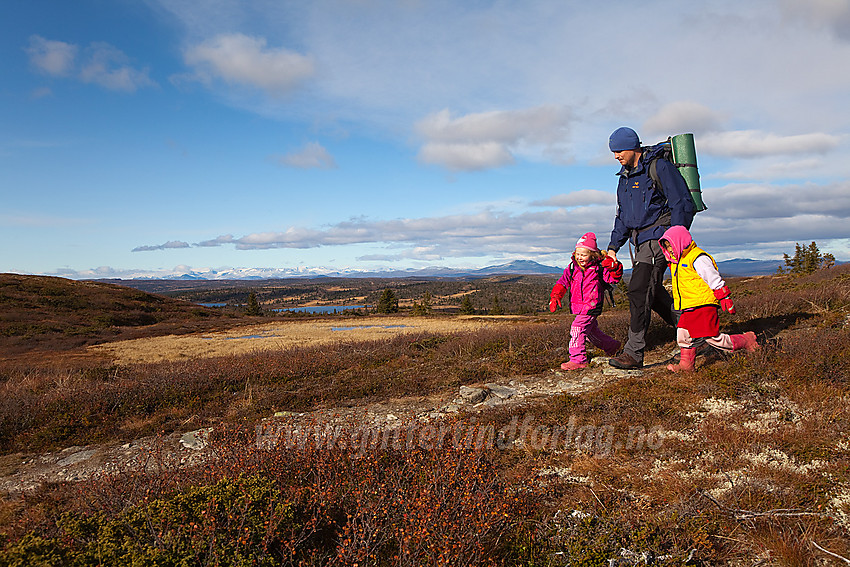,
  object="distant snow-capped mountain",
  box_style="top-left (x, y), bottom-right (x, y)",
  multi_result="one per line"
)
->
top-left (103, 258), bottom-right (785, 281)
